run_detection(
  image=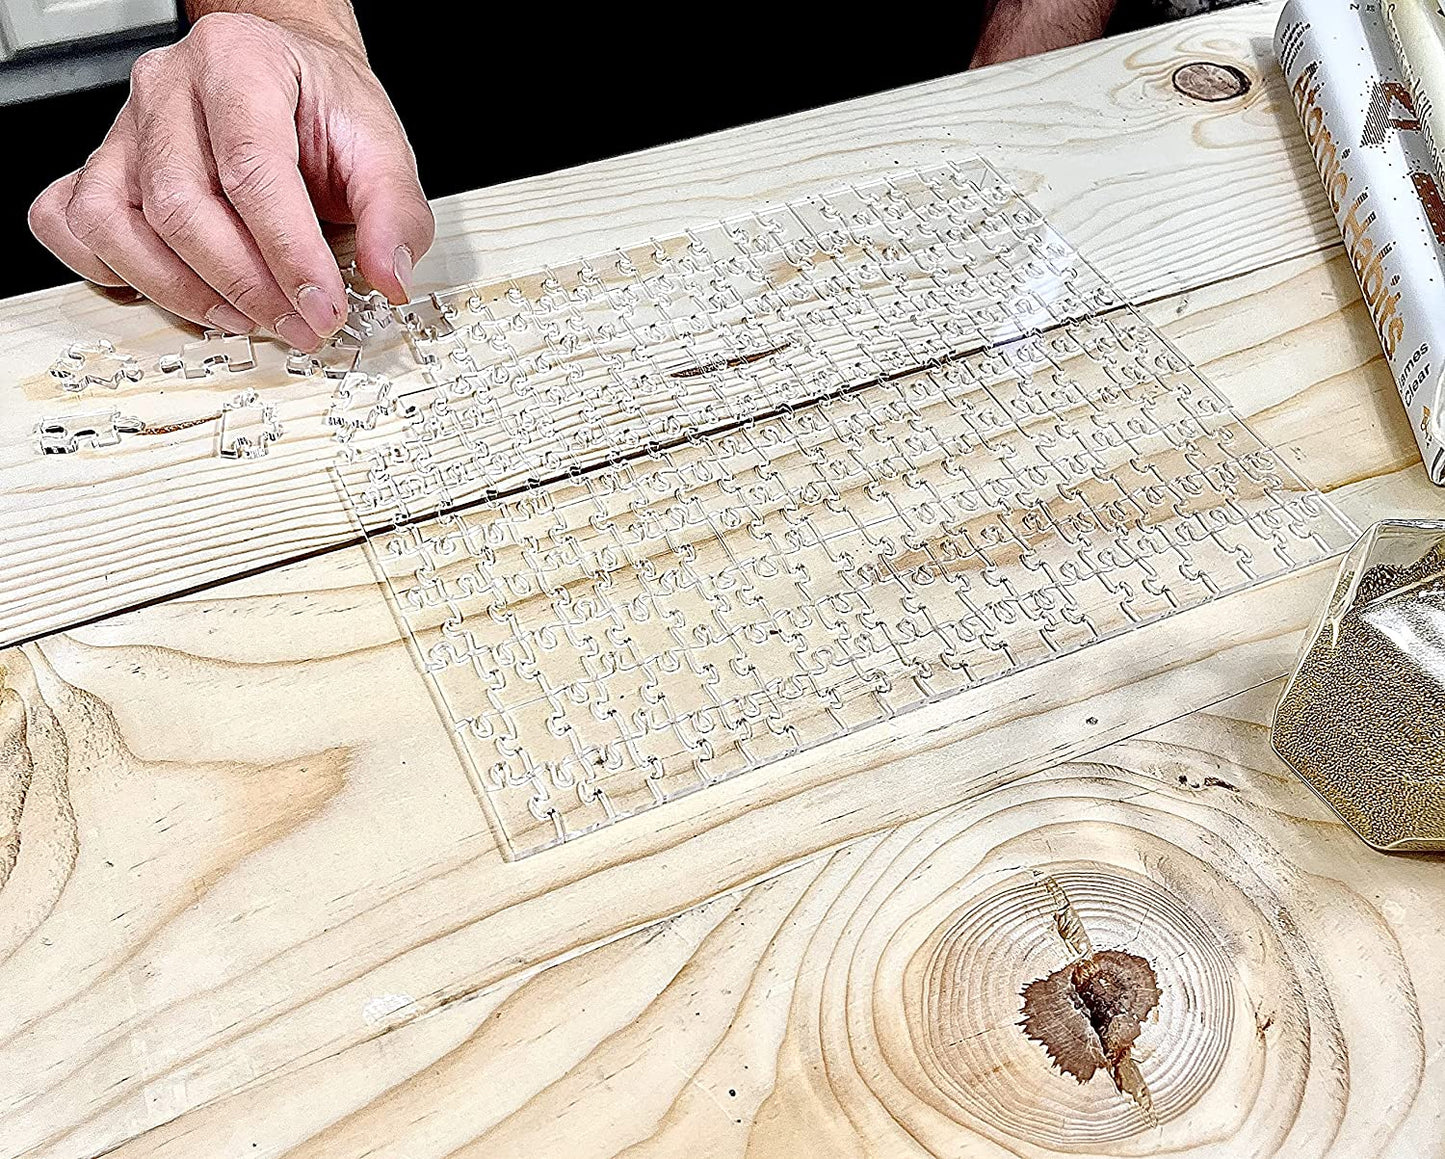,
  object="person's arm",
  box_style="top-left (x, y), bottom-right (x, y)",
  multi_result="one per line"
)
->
top-left (28, 0), bottom-right (432, 351)
top-left (971, 0), bottom-right (1119, 68)
top-left (185, 0), bottom-right (365, 54)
